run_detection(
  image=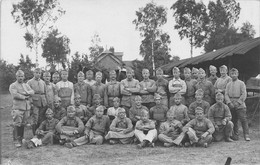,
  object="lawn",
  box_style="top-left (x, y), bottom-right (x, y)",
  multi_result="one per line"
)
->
top-left (1, 93), bottom-right (260, 165)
